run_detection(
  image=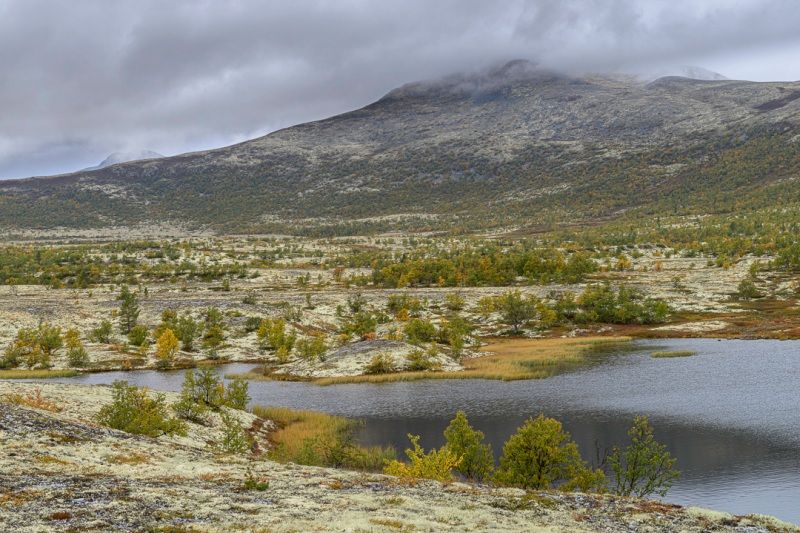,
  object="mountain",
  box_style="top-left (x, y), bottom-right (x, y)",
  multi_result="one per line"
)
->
top-left (1, 60), bottom-right (799, 234)
top-left (82, 150), bottom-right (163, 171)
